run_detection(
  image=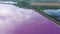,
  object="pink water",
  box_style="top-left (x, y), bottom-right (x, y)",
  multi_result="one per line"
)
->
top-left (0, 4), bottom-right (60, 34)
